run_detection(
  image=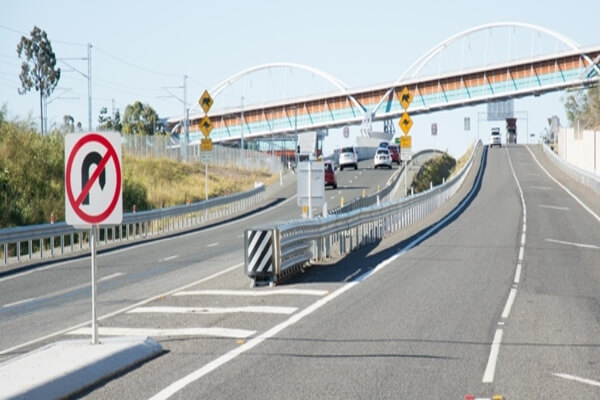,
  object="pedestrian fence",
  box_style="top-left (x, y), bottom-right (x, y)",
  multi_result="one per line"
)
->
top-left (244, 141), bottom-right (483, 286)
top-left (0, 184), bottom-right (265, 267)
top-left (122, 134), bottom-right (283, 173)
